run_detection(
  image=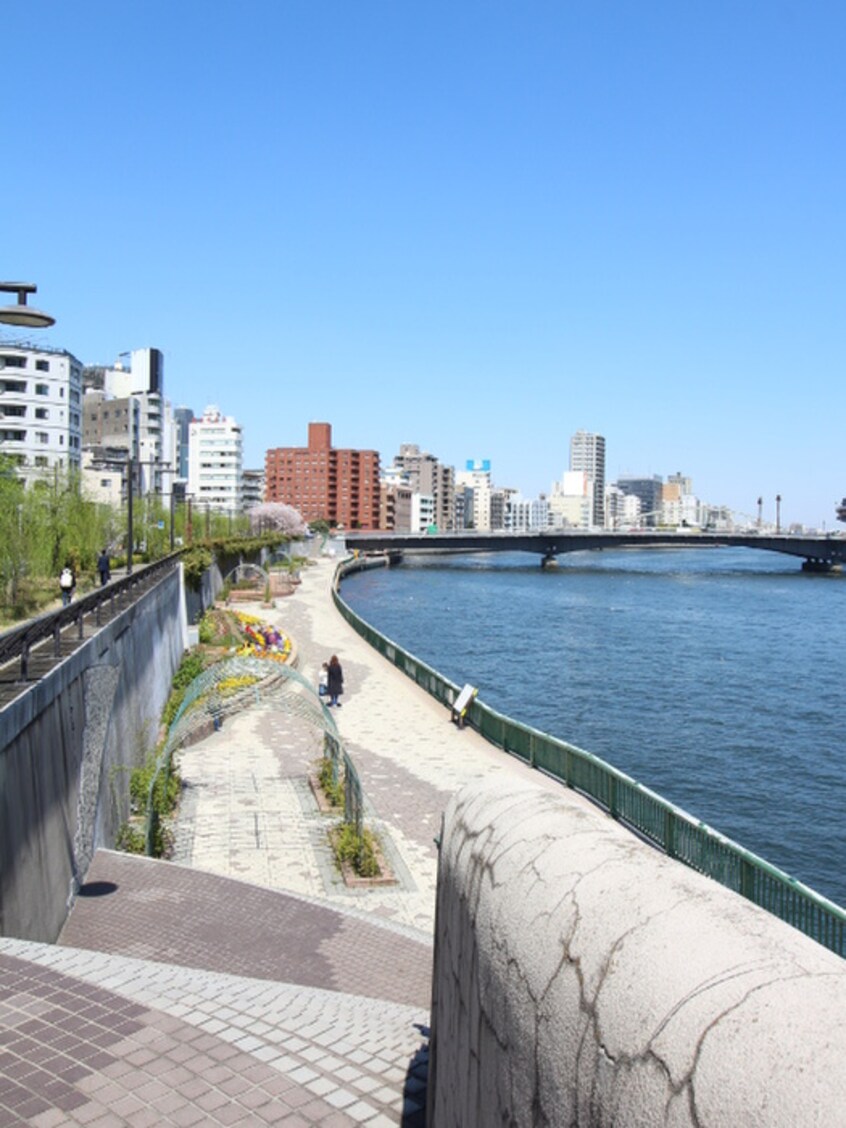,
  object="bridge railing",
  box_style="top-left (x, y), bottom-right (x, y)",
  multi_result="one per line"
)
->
top-left (333, 556), bottom-right (846, 957)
